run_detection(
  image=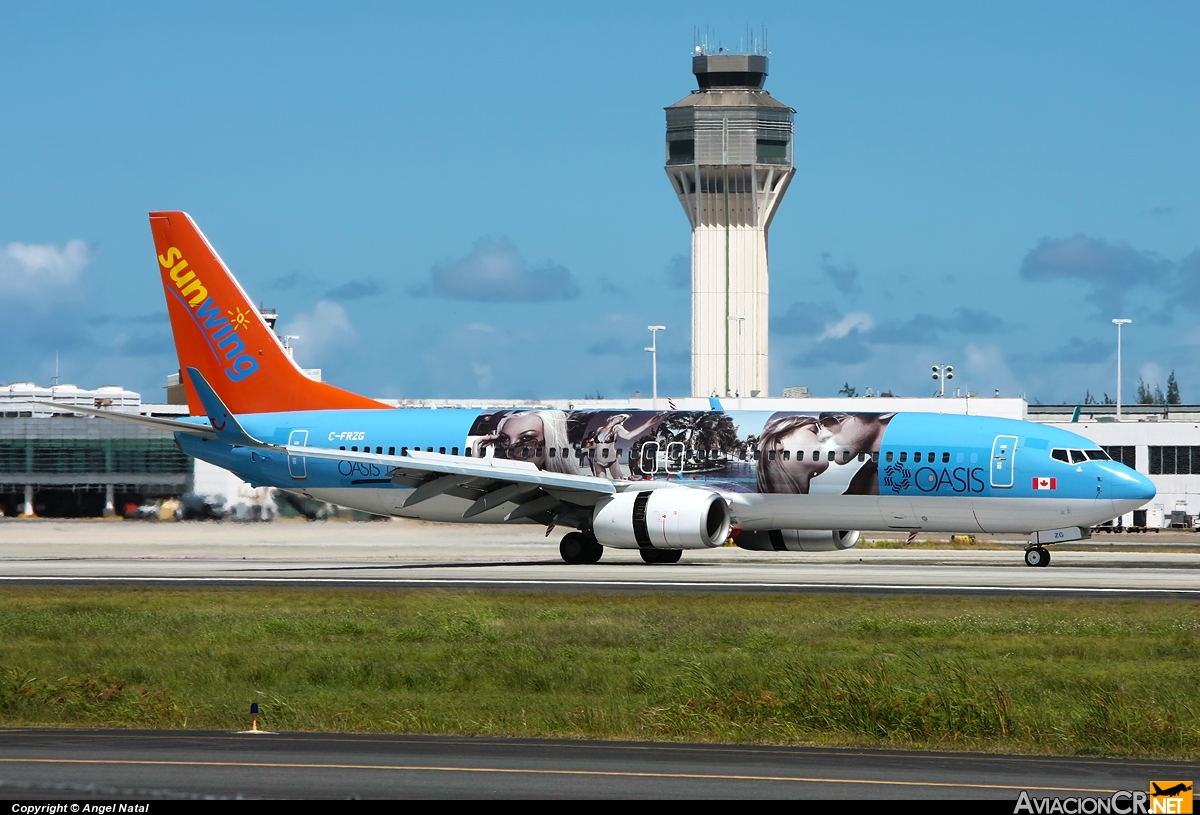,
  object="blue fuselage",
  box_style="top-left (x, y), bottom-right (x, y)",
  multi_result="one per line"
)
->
top-left (177, 408), bottom-right (1154, 534)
